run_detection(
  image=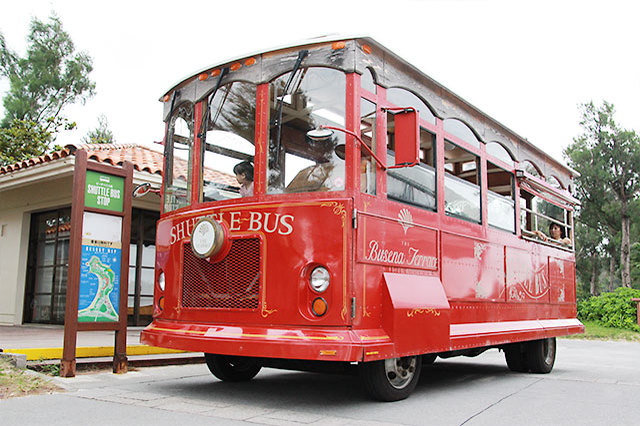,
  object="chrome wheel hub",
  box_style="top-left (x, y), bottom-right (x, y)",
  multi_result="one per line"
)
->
top-left (384, 356), bottom-right (417, 389)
